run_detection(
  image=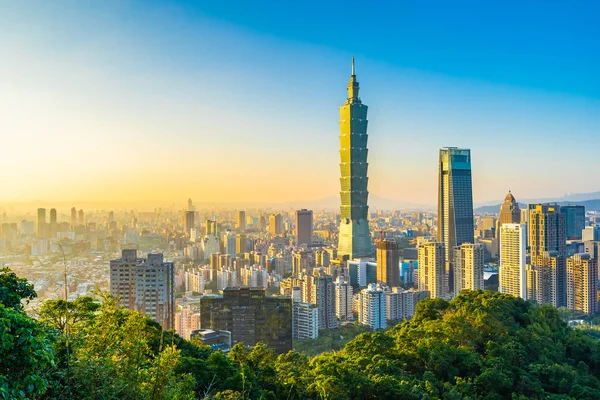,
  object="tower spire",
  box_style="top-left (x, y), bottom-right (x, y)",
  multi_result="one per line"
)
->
top-left (347, 57), bottom-right (360, 100)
